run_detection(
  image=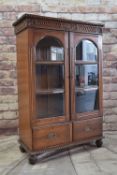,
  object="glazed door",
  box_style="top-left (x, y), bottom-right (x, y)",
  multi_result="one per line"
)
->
top-left (31, 29), bottom-right (69, 126)
top-left (70, 33), bottom-right (103, 121)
